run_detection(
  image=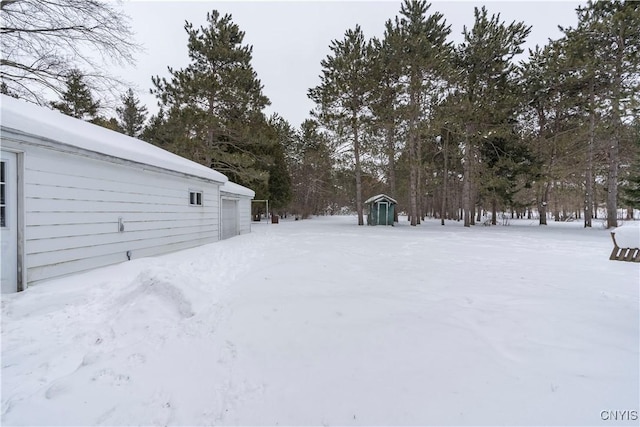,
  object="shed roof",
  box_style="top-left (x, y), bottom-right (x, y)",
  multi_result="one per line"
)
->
top-left (0, 95), bottom-right (227, 183)
top-left (364, 194), bottom-right (398, 204)
top-left (221, 180), bottom-right (255, 198)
